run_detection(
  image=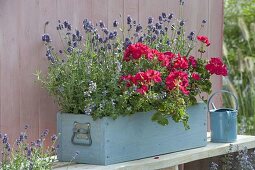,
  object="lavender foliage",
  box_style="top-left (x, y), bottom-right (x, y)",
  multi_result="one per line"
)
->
top-left (0, 126), bottom-right (58, 169)
top-left (210, 145), bottom-right (255, 170)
